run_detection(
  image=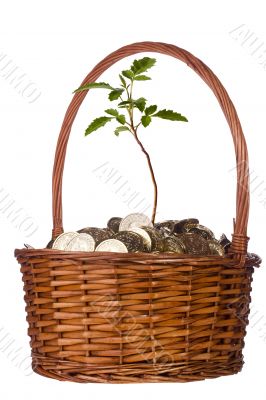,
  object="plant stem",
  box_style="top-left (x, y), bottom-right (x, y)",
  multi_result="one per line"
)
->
top-left (125, 79), bottom-right (158, 223)
top-left (129, 80), bottom-right (134, 126)
top-left (130, 125), bottom-right (158, 224)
